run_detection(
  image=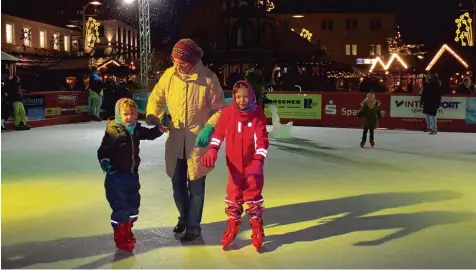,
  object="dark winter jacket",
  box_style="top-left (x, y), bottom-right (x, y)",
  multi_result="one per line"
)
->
top-left (97, 119), bottom-right (163, 173)
top-left (358, 99), bottom-right (382, 129)
top-left (420, 82), bottom-right (442, 116)
top-left (5, 80), bottom-right (23, 103)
